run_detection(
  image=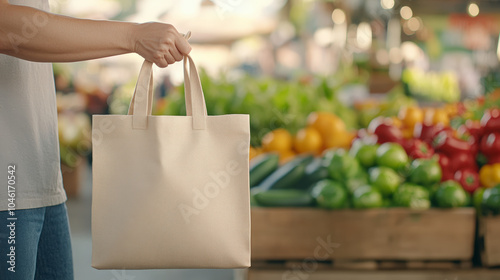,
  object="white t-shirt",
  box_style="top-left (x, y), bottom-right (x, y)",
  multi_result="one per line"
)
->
top-left (0, 0), bottom-right (67, 210)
